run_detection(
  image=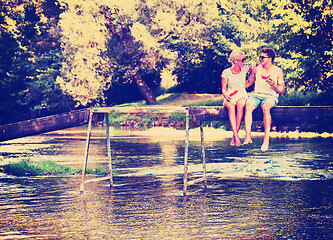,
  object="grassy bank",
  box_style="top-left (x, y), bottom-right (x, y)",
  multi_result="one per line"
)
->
top-left (0, 159), bottom-right (111, 177)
